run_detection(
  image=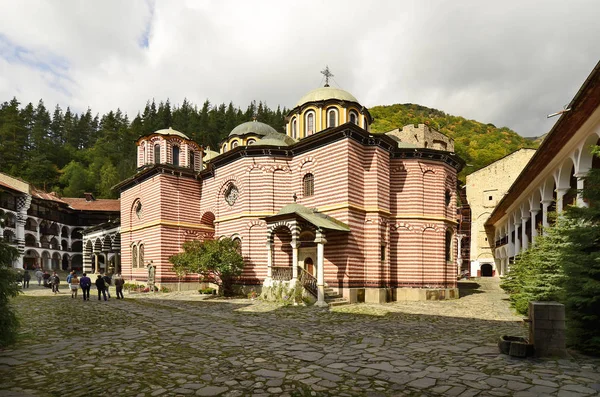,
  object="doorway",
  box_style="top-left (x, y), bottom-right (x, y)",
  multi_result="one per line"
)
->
top-left (481, 263), bottom-right (493, 277)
